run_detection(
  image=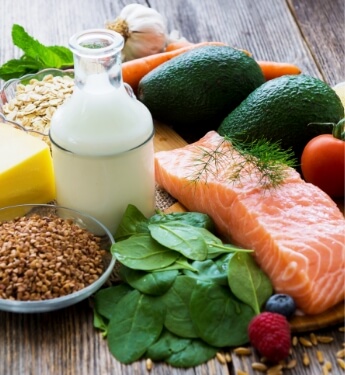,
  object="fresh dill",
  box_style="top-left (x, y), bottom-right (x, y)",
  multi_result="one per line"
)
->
top-left (189, 136), bottom-right (297, 189)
